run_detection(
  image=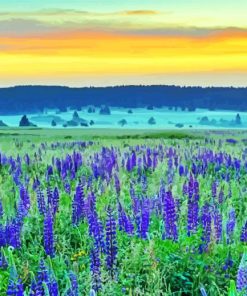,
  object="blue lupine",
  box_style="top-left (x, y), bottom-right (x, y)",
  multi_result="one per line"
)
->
top-left (187, 177), bottom-right (200, 236)
top-left (140, 202), bottom-right (150, 239)
top-left (43, 209), bottom-right (55, 257)
top-left (226, 208), bottom-right (236, 244)
top-left (213, 209), bottom-right (222, 243)
top-left (241, 221), bottom-right (247, 242)
top-left (200, 203), bottom-right (211, 252)
top-left (0, 250), bottom-right (8, 269)
top-left (66, 272), bottom-right (79, 296)
top-left (163, 191), bottom-right (178, 241)
top-left (105, 208), bottom-right (117, 278)
top-left (90, 244), bottom-right (101, 292)
top-left (19, 184), bottom-right (30, 212)
top-left (0, 199), bottom-right (3, 219)
top-left (36, 188), bottom-right (46, 215)
top-left (237, 251), bottom-right (247, 294)
top-left (72, 182), bottom-right (85, 225)
top-left (52, 187), bottom-right (60, 215)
